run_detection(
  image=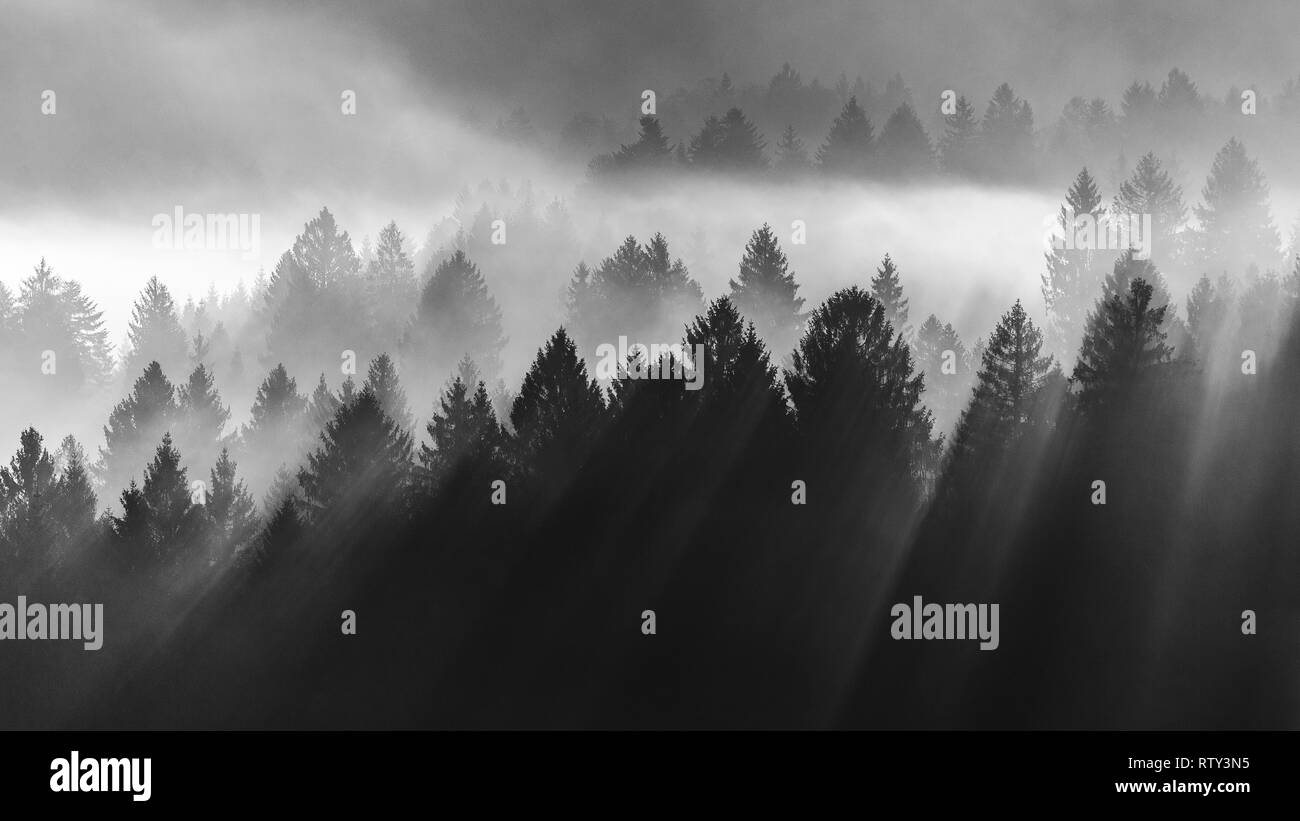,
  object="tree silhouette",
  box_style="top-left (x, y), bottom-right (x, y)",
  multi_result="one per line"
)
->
top-left (124, 276), bottom-right (189, 383)
top-left (298, 386), bottom-right (413, 519)
top-left (875, 103), bottom-right (934, 177)
top-left (817, 96), bottom-right (874, 175)
top-left (363, 353), bottom-right (413, 433)
top-left (405, 250), bottom-right (506, 384)
top-left (870, 254), bottom-right (911, 341)
top-left (99, 362), bottom-right (177, 501)
top-left (510, 328), bottom-right (606, 485)
top-left (1072, 277), bottom-right (1174, 415)
top-left (728, 224), bottom-right (805, 356)
top-left (938, 94), bottom-right (980, 175)
top-left (1043, 167), bottom-right (1108, 362)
